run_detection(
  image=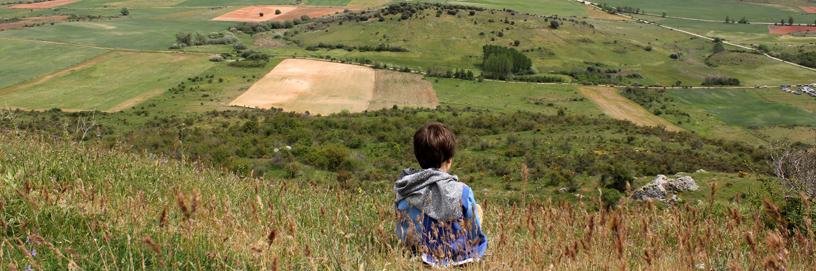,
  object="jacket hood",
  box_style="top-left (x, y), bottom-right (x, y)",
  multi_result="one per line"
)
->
top-left (394, 168), bottom-right (464, 221)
